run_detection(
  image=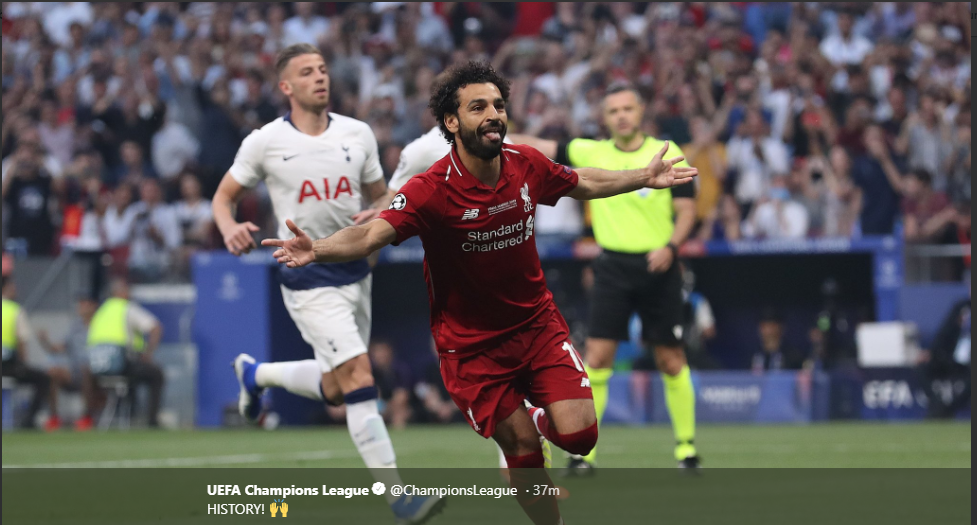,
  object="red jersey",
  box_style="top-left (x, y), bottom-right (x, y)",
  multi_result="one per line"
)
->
top-left (378, 144), bottom-right (579, 357)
